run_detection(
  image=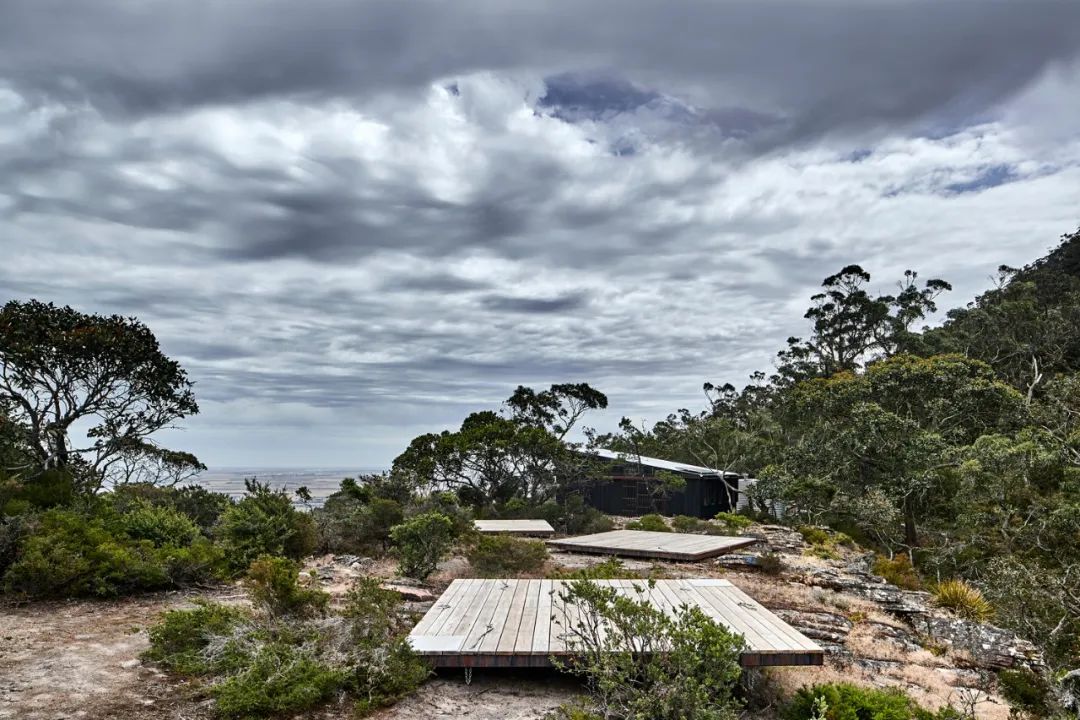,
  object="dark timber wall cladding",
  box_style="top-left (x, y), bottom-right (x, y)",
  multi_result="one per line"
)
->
top-left (585, 474), bottom-right (736, 519)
